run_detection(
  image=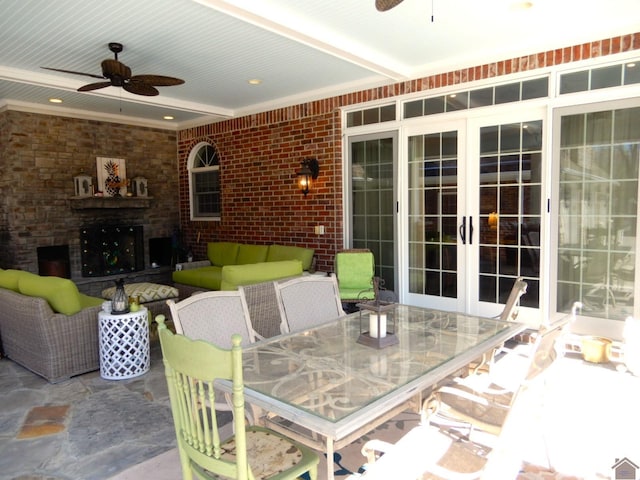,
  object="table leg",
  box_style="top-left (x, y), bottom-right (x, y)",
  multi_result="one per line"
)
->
top-left (326, 437), bottom-right (335, 480)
